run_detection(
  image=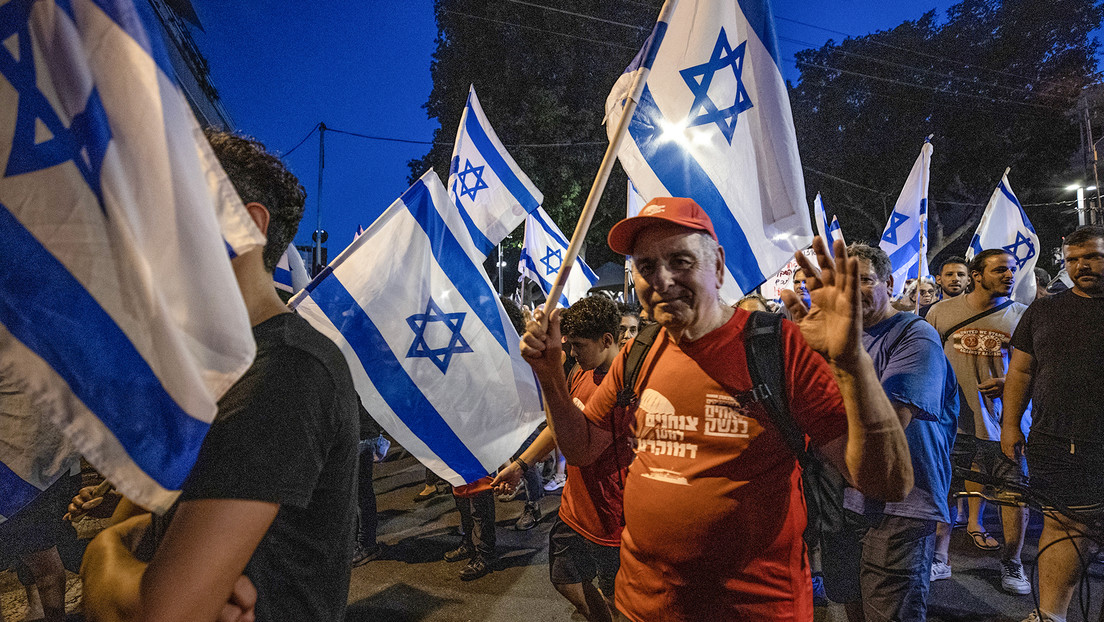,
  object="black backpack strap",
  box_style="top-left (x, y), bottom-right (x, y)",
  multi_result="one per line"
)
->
top-left (742, 311), bottom-right (808, 464)
top-left (616, 323), bottom-right (662, 407)
top-left (940, 299), bottom-right (1015, 345)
